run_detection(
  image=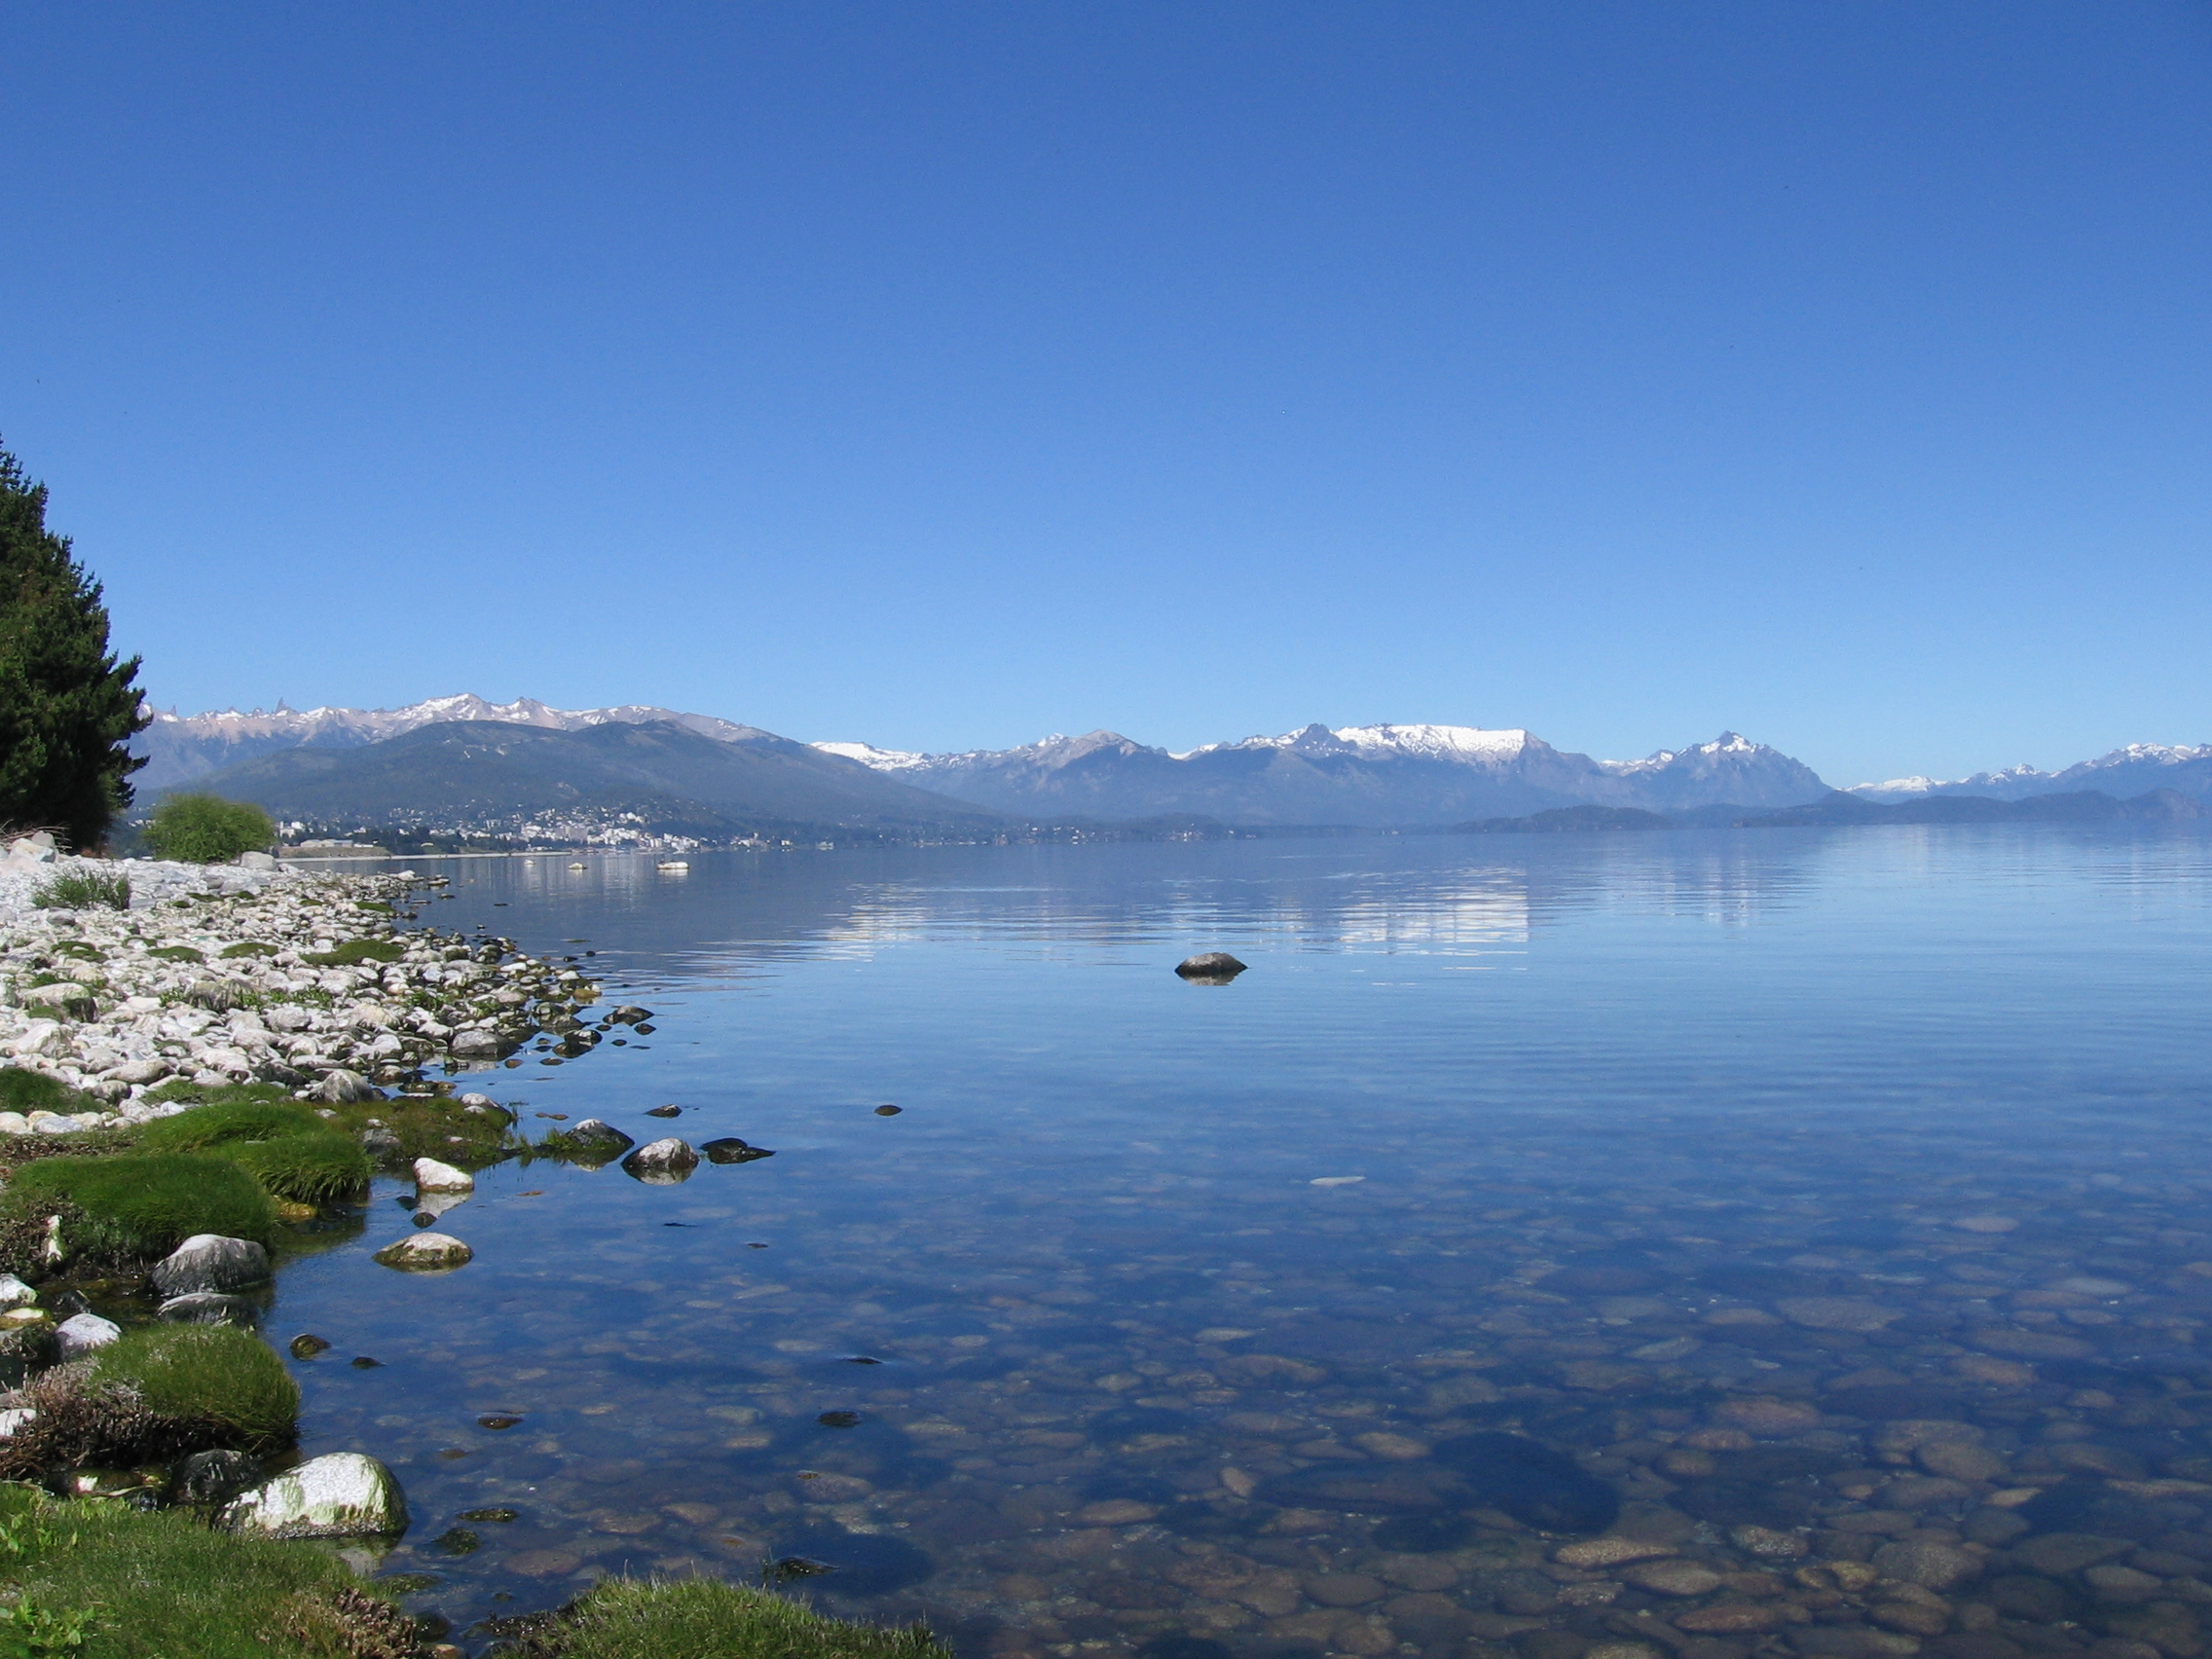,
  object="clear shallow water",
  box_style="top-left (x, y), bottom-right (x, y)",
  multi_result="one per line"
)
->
top-left (267, 830), bottom-right (2212, 1658)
